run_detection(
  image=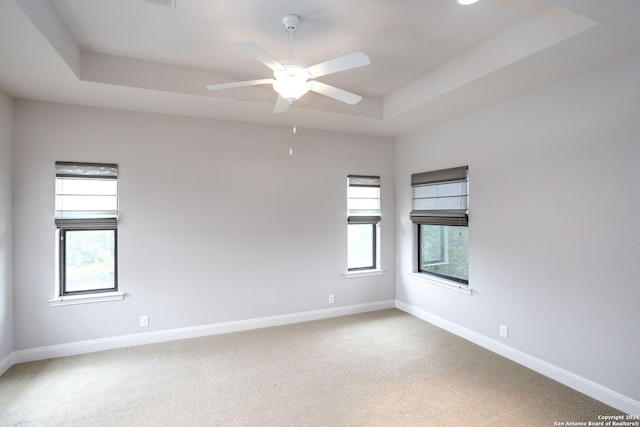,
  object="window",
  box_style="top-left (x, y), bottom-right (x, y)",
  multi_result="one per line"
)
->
top-left (347, 175), bottom-right (381, 271)
top-left (55, 162), bottom-right (118, 296)
top-left (411, 166), bottom-right (468, 285)
top-left (347, 223), bottom-right (377, 270)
